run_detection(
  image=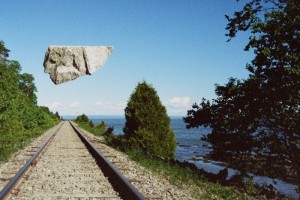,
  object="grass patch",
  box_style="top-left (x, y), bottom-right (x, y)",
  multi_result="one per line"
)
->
top-left (126, 150), bottom-right (251, 200)
top-left (76, 122), bottom-right (106, 137)
top-left (0, 123), bottom-right (59, 162)
top-left (74, 114), bottom-right (108, 137)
